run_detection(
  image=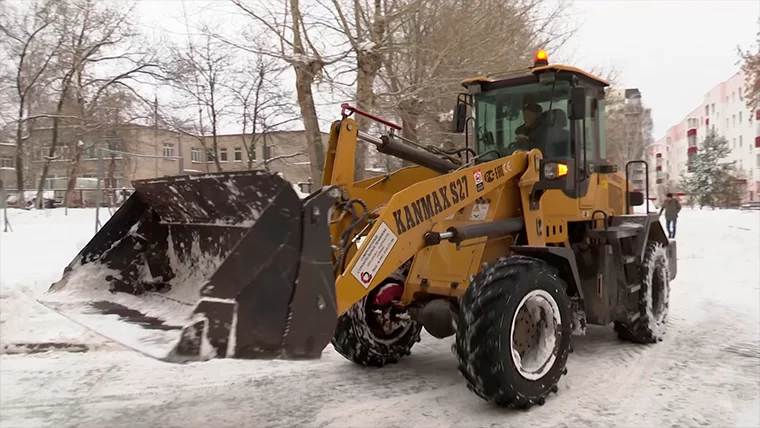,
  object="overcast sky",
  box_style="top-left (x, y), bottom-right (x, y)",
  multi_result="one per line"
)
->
top-left (563, 0), bottom-right (758, 139)
top-left (138, 0), bottom-right (759, 139)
